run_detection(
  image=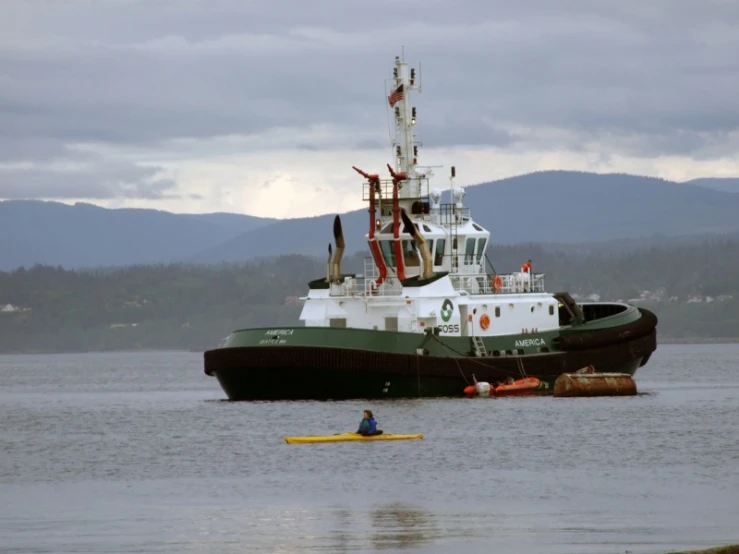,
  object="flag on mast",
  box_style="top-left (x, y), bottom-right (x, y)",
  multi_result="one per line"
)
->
top-left (387, 84), bottom-right (404, 107)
